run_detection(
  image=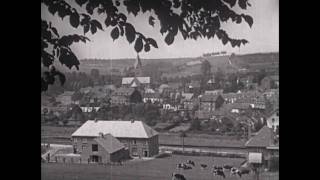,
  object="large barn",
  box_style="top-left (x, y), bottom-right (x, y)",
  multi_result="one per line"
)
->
top-left (72, 120), bottom-right (159, 160)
